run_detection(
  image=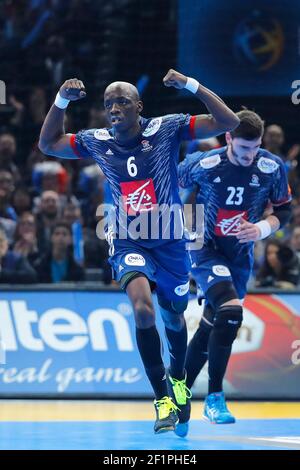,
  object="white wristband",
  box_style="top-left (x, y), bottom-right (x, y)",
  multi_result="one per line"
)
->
top-left (54, 92), bottom-right (70, 109)
top-left (184, 77), bottom-right (199, 94)
top-left (255, 220), bottom-right (272, 240)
